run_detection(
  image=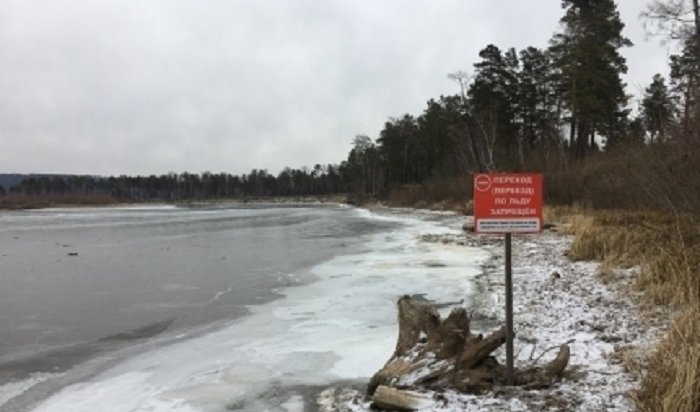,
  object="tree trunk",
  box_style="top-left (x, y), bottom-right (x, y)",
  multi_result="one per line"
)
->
top-left (576, 120), bottom-right (588, 158)
top-left (569, 117), bottom-right (577, 156)
top-left (694, 0), bottom-right (699, 64)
